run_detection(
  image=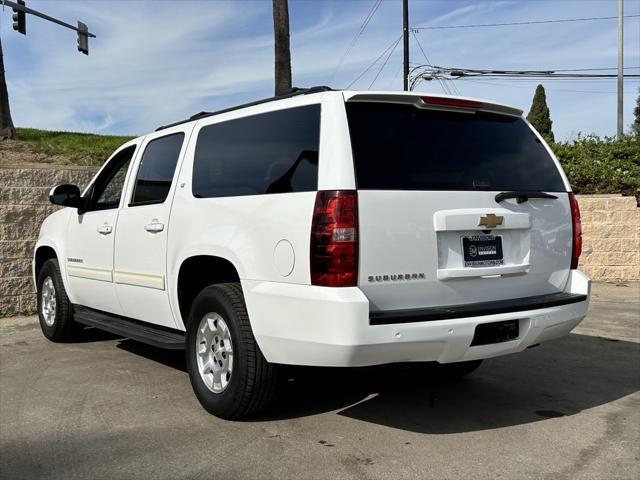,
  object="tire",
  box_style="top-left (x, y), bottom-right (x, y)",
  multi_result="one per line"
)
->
top-left (185, 283), bottom-right (278, 420)
top-left (36, 258), bottom-right (76, 342)
top-left (431, 360), bottom-right (483, 380)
